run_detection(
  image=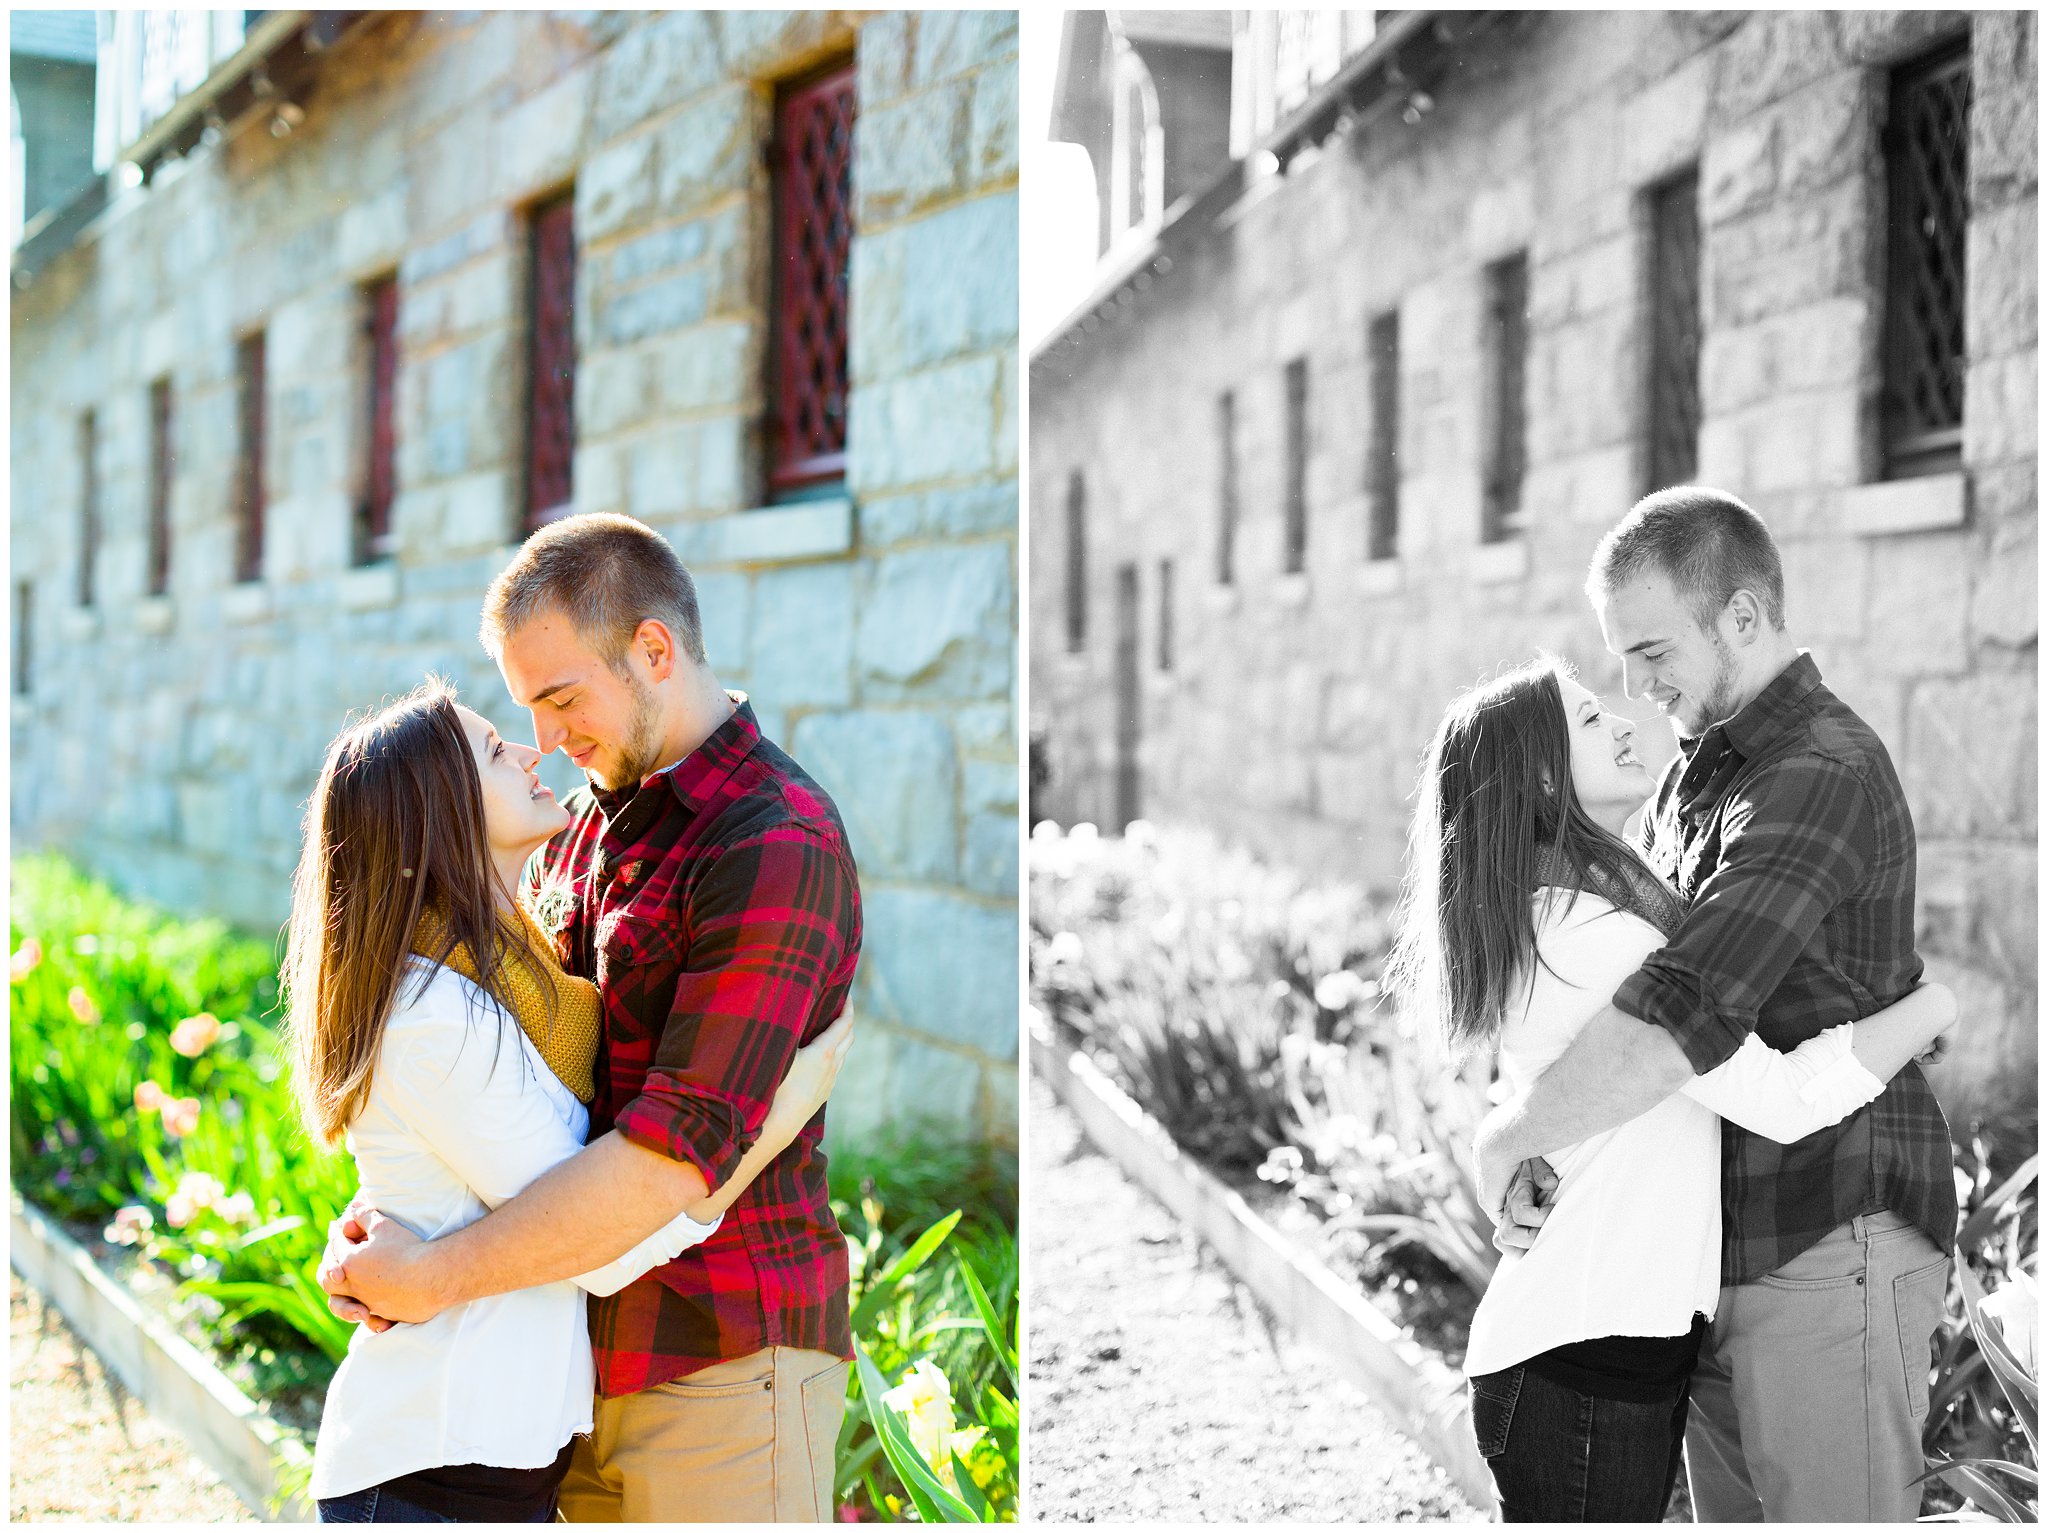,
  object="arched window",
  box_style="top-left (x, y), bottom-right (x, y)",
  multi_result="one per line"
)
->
top-left (1107, 45), bottom-right (1162, 244)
